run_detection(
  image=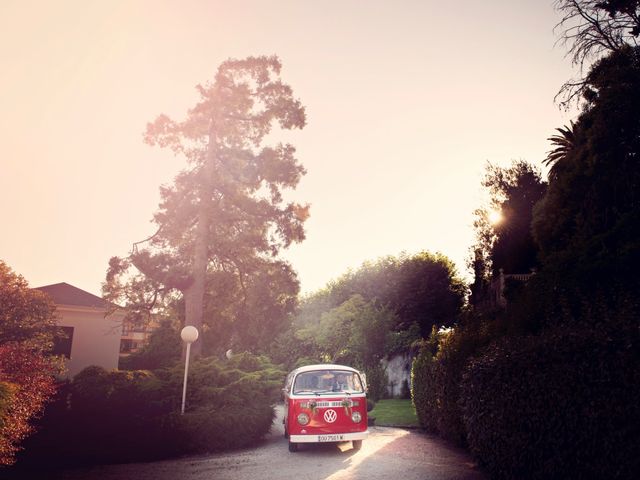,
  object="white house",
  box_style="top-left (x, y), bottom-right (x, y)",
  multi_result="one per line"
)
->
top-left (35, 282), bottom-right (124, 378)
